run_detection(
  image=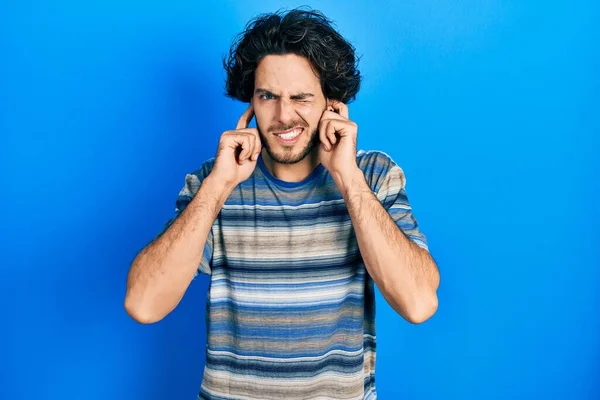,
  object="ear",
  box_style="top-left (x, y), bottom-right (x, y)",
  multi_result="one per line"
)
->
top-left (326, 98), bottom-right (335, 111)
top-left (248, 99), bottom-right (255, 126)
